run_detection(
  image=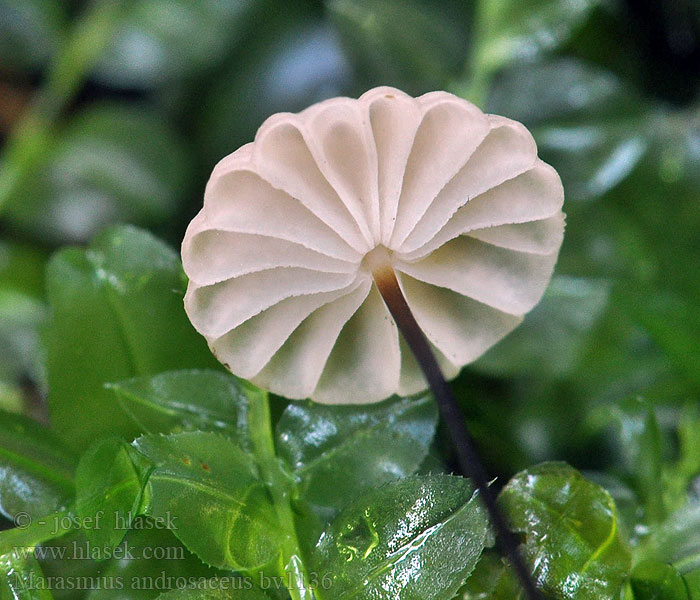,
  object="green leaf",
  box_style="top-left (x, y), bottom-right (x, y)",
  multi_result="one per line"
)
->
top-left (44, 225), bottom-right (218, 450)
top-left (81, 527), bottom-right (220, 600)
top-left (0, 0), bottom-right (66, 73)
top-left (471, 0), bottom-right (602, 76)
top-left (94, 0), bottom-right (261, 88)
top-left (637, 502), bottom-right (700, 571)
top-left (0, 241), bottom-right (48, 393)
top-left (0, 510), bottom-right (71, 557)
top-left (486, 59), bottom-right (649, 202)
top-left (1, 550), bottom-right (55, 599)
top-left (475, 276), bottom-right (610, 378)
top-left (5, 105), bottom-right (193, 244)
top-left (107, 370), bottom-right (251, 446)
top-left (276, 394), bottom-right (437, 518)
top-left (327, 0), bottom-right (466, 93)
top-left (0, 242), bottom-right (47, 299)
top-left (499, 462), bottom-right (631, 599)
top-left (0, 289), bottom-right (46, 387)
top-left (33, 530), bottom-right (103, 600)
top-left (154, 582), bottom-right (272, 599)
top-left (133, 432), bottom-right (281, 572)
top-left (601, 397), bottom-right (665, 524)
top-left (616, 286), bottom-right (700, 389)
top-left (0, 410), bottom-right (75, 520)
top-left (630, 560), bottom-right (689, 600)
top-left (311, 475), bottom-right (489, 600)
top-left (461, 551), bottom-right (521, 599)
top-left (75, 438), bottom-right (151, 550)
top-left (197, 12), bottom-right (352, 167)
